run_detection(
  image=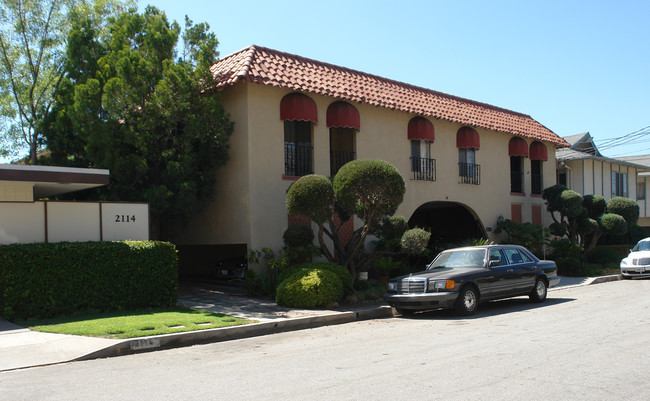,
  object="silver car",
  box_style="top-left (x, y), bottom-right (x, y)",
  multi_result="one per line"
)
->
top-left (620, 237), bottom-right (650, 278)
